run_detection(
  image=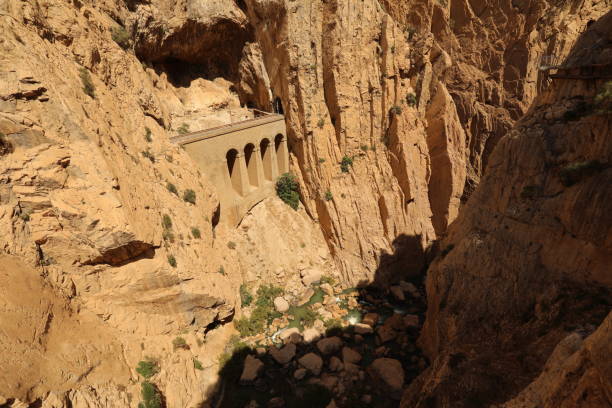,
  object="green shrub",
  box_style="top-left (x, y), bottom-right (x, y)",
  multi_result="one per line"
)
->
top-left (111, 26), bottom-right (130, 49)
top-left (276, 173), bottom-right (300, 210)
top-left (145, 127), bottom-right (152, 142)
top-left (324, 191), bottom-right (333, 201)
top-left (240, 284), bottom-right (253, 307)
top-left (172, 337), bottom-right (188, 350)
top-left (360, 144), bottom-right (369, 152)
top-left (390, 105), bottom-right (402, 115)
top-left (340, 156), bottom-right (353, 173)
top-left (177, 123), bottom-right (190, 134)
top-left (168, 254), bottom-right (177, 268)
top-left (166, 182), bottom-right (178, 195)
top-left (317, 118), bottom-right (325, 129)
top-left (559, 160), bottom-right (604, 187)
top-left (191, 227), bottom-right (201, 239)
top-left (235, 284), bottom-right (283, 337)
top-left (183, 189), bottom-right (196, 204)
top-left (136, 359), bottom-right (159, 379)
top-left (138, 381), bottom-right (162, 408)
top-left (406, 93), bottom-right (417, 107)
top-left (320, 275), bottom-right (336, 286)
top-left (79, 68), bottom-right (95, 98)
top-left (193, 358), bottom-right (204, 370)
top-left (162, 214), bottom-right (172, 230)
top-left (227, 241), bottom-right (236, 249)
top-left (318, 158), bottom-right (326, 163)
top-left (218, 266), bottom-right (226, 275)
